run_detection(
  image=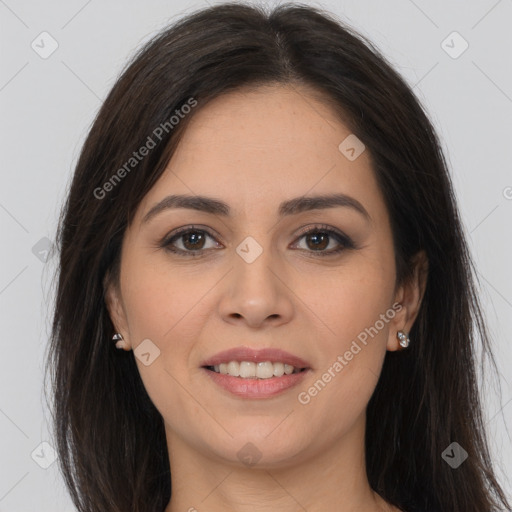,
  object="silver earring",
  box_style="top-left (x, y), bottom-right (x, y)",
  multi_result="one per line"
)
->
top-left (112, 333), bottom-right (126, 349)
top-left (397, 330), bottom-right (410, 348)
